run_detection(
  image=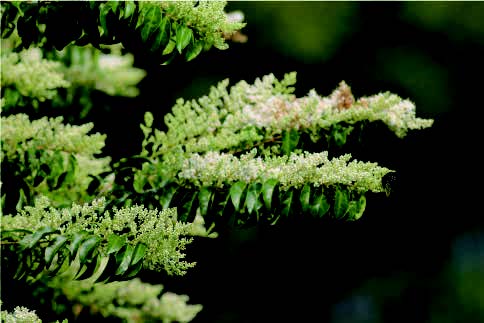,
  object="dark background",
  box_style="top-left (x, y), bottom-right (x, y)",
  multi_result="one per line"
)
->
top-left (85, 2), bottom-right (484, 323)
